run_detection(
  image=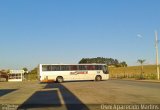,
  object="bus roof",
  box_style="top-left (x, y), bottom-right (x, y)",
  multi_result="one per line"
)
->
top-left (39, 64), bottom-right (106, 66)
